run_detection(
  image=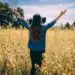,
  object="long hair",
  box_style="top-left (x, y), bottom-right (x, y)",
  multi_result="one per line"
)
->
top-left (30, 14), bottom-right (41, 40)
